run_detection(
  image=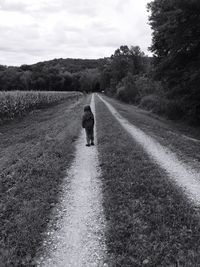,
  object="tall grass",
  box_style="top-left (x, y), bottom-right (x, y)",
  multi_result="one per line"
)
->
top-left (0, 91), bottom-right (81, 123)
